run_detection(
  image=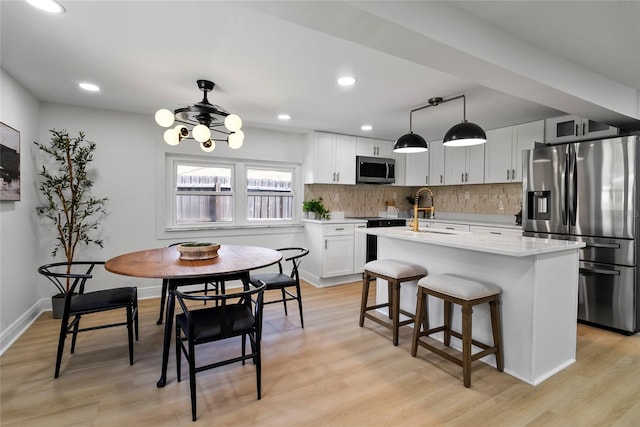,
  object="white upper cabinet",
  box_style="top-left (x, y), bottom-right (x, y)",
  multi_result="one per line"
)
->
top-left (484, 120), bottom-right (543, 183)
top-left (356, 137), bottom-right (394, 158)
top-left (545, 115), bottom-right (618, 144)
top-left (428, 140), bottom-right (445, 186)
top-left (405, 150), bottom-right (430, 186)
top-left (512, 120), bottom-right (544, 181)
top-left (304, 132), bottom-right (356, 184)
top-left (444, 143), bottom-right (485, 185)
